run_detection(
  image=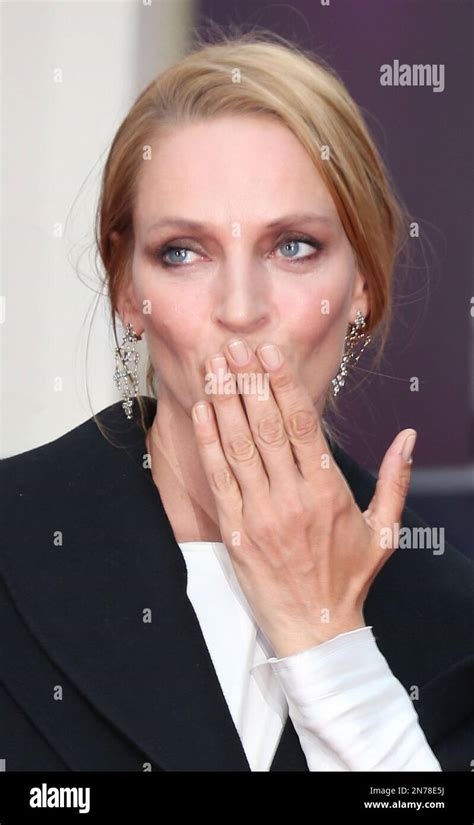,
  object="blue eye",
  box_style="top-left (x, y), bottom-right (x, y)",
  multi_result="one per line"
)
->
top-left (276, 238), bottom-right (322, 261)
top-left (159, 246), bottom-right (198, 266)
